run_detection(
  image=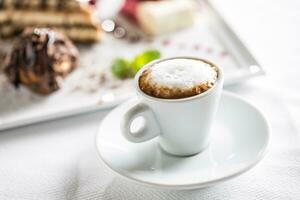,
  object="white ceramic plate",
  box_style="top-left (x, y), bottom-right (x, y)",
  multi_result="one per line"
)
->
top-left (0, 1), bottom-right (263, 131)
top-left (96, 92), bottom-right (270, 190)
